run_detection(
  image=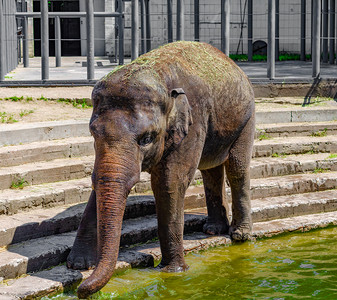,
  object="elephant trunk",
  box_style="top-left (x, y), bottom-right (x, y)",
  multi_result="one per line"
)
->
top-left (77, 152), bottom-right (139, 299)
